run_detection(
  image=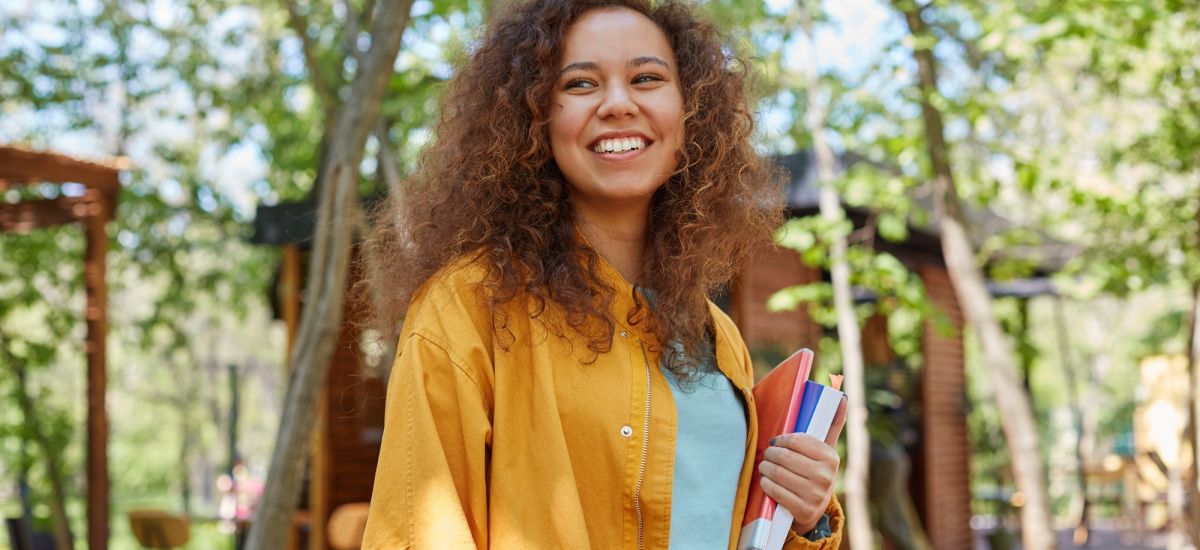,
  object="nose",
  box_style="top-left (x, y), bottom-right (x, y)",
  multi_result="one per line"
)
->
top-left (597, 83), bottom-right (639, 119)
